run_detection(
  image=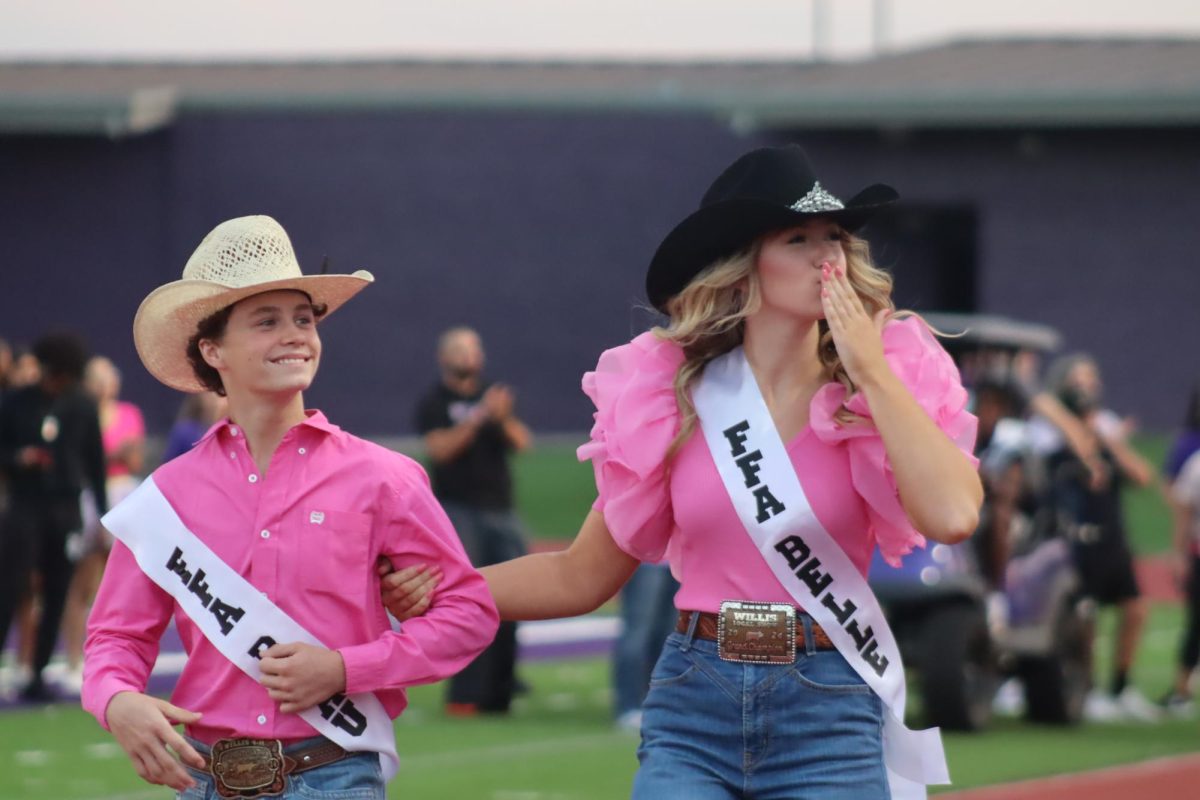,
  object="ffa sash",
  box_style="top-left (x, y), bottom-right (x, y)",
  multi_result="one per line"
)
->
top-left (693, 348), bottom-right (949, 799)
top-left (101, 477), bottom-right (399, 781)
